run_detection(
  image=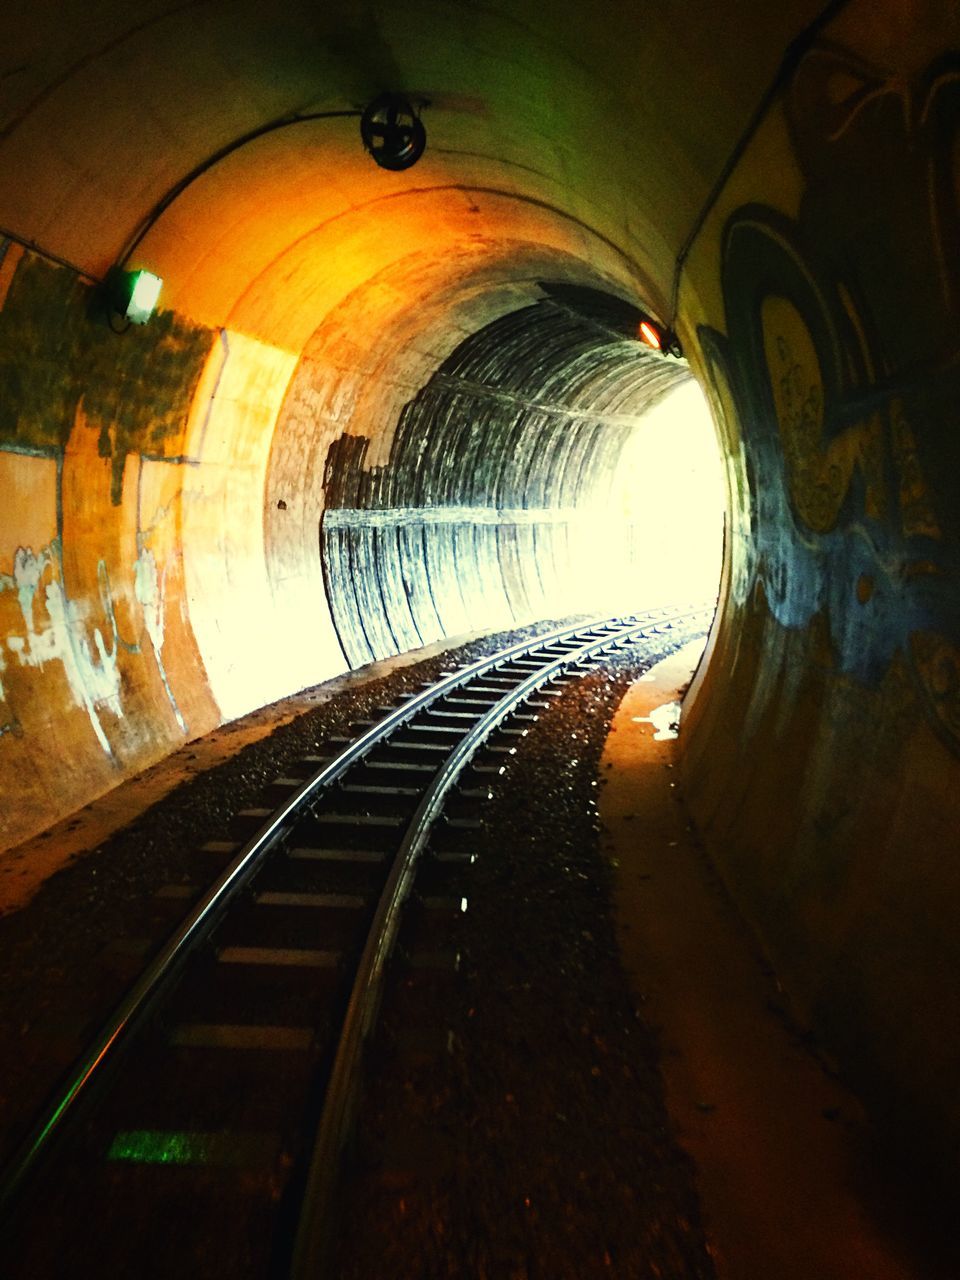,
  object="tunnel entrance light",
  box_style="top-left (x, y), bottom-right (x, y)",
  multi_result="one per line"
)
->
top-left (597, 380), bottom-right (723, 609)
top-left (639, 320), bottom-right (662, 350)
top-left (637, 314), bottom-right (683, 358)
top-left (360, 93), bottom-right (427, 170)
top-left (103, 266), bottom-right (163, 327)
